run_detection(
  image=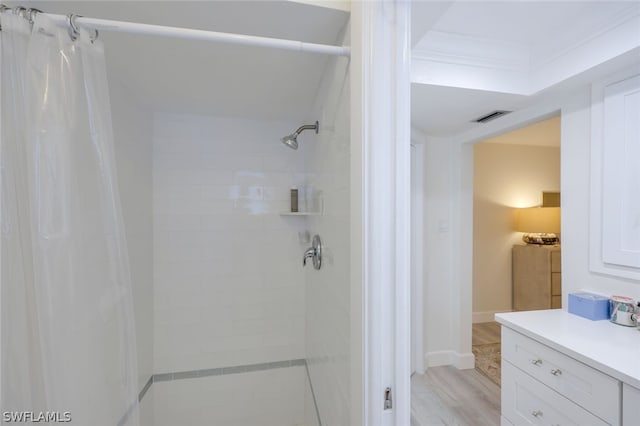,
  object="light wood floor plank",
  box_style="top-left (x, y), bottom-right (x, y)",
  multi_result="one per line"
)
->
top-left (411, 366), bottom-right (501, 426)
top-left (411, 323), bottom-right (502, 425)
